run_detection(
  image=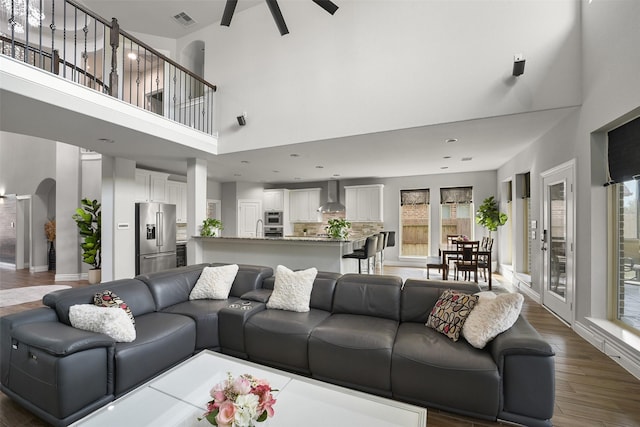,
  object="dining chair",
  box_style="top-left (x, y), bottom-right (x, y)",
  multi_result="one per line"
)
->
top-left (478, 237), bottom-right (494, 281)
top-left (454, 240), bottom-right (480, 282)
